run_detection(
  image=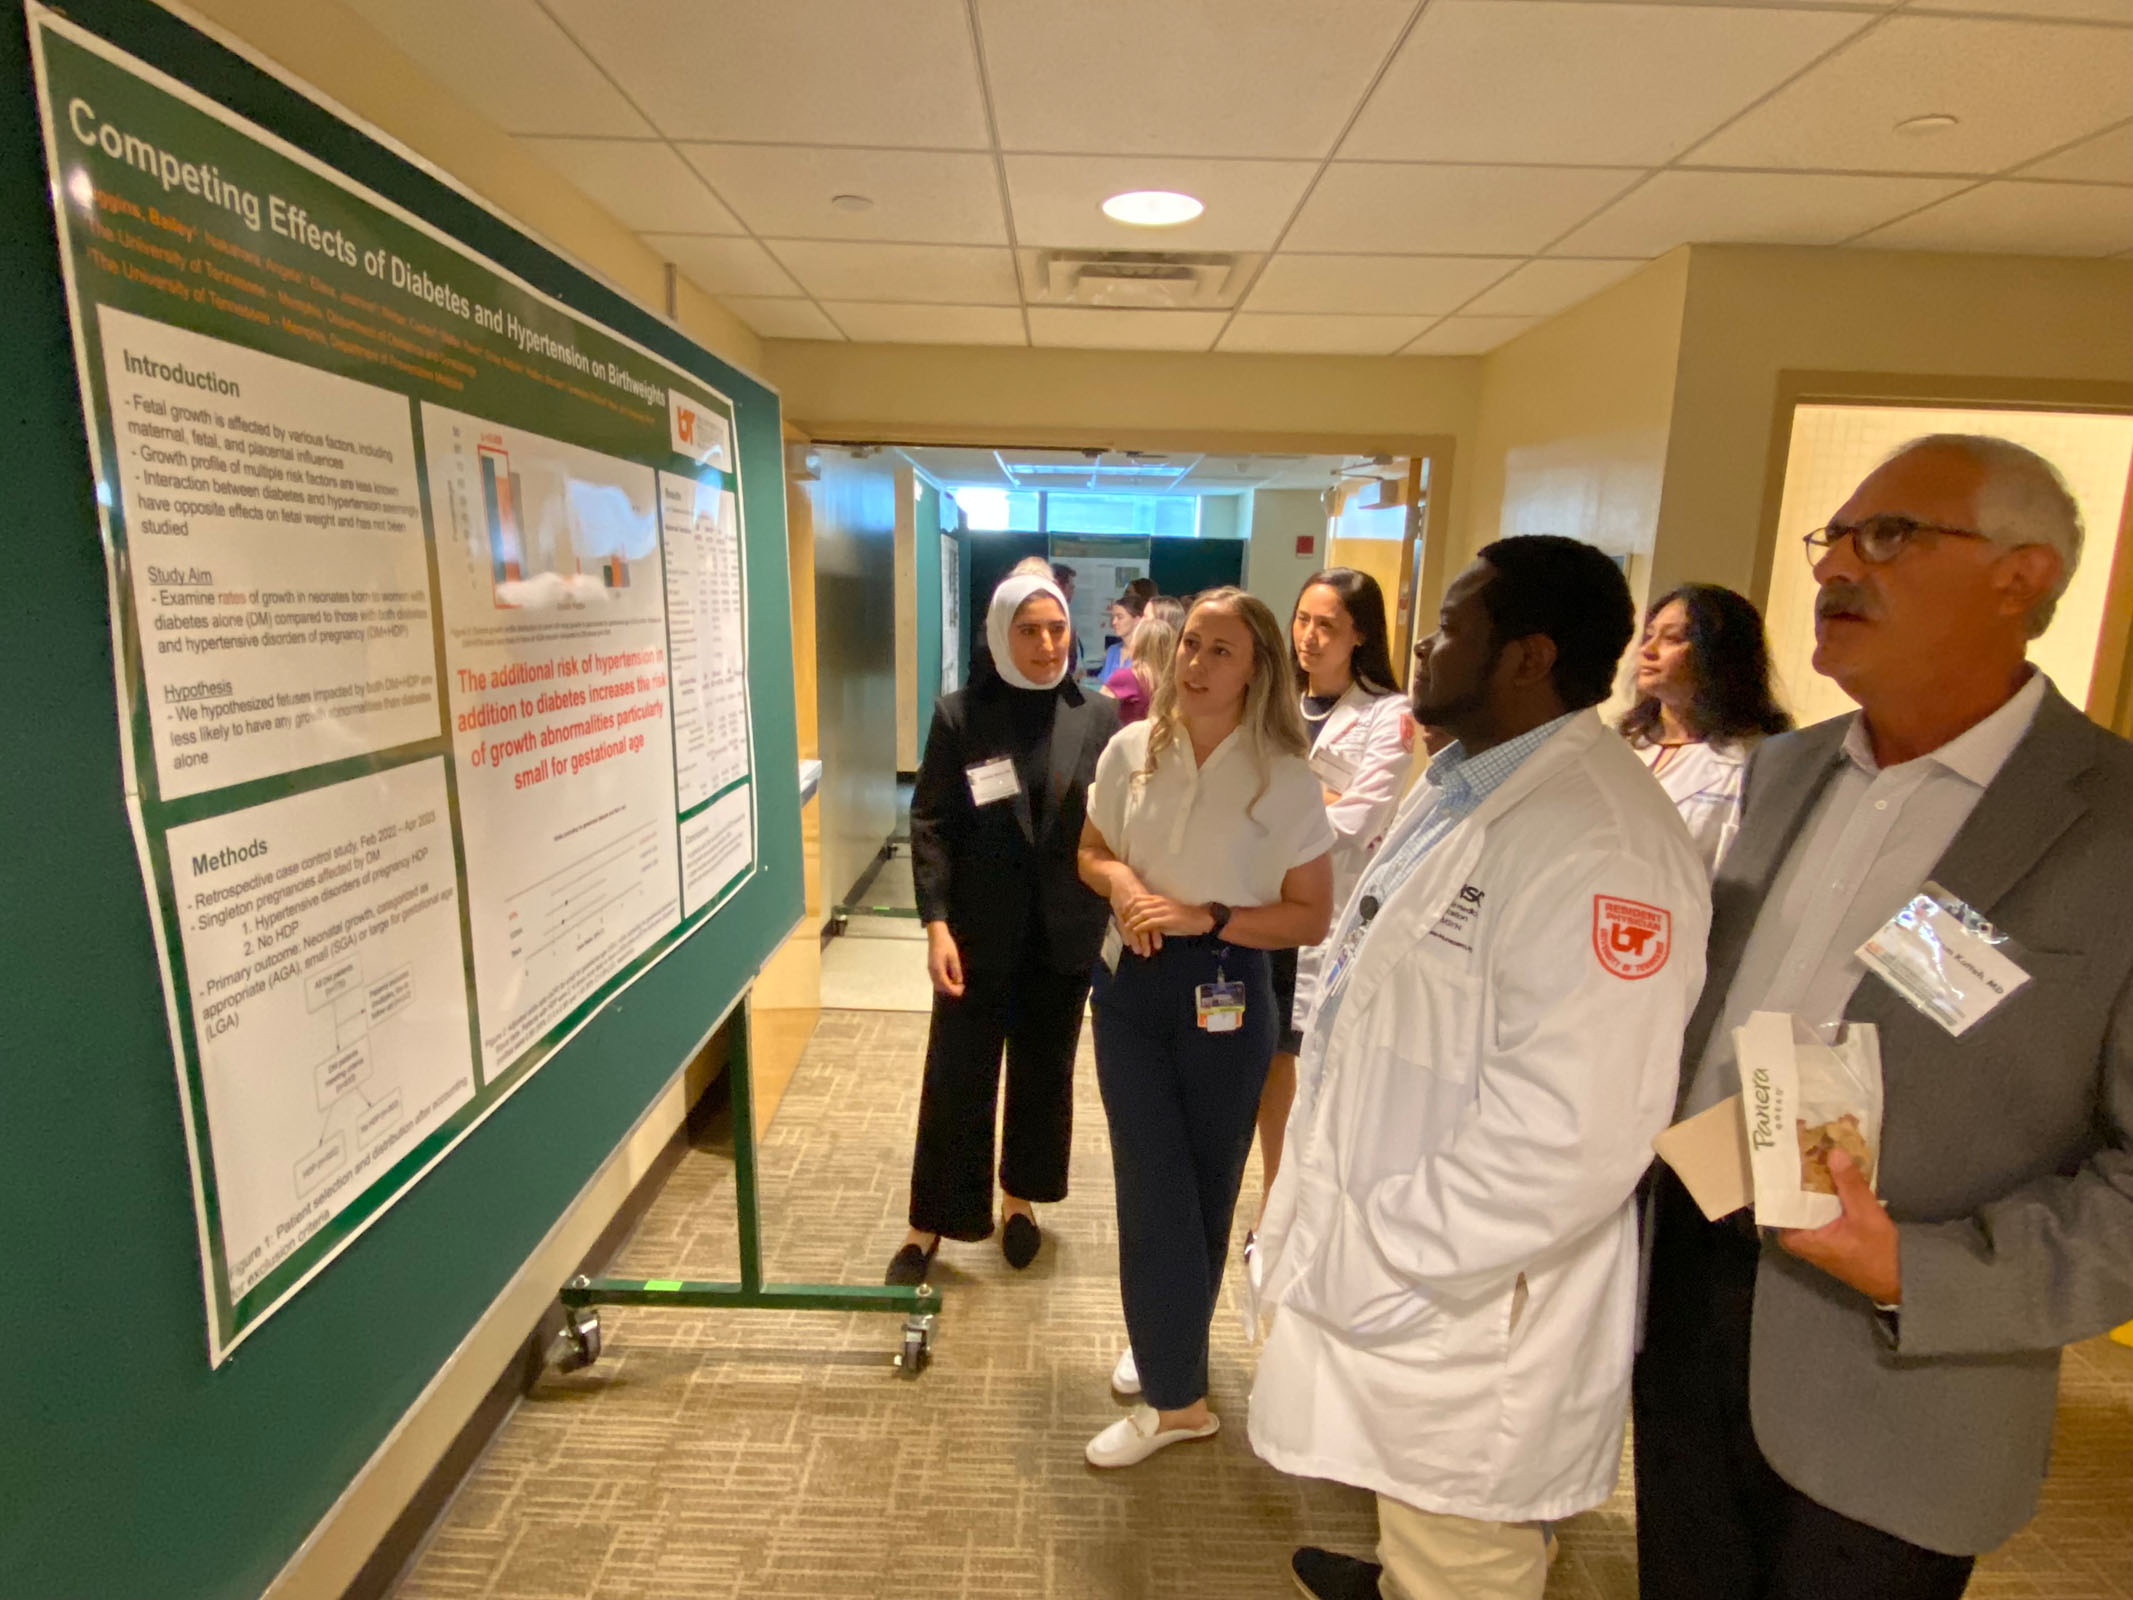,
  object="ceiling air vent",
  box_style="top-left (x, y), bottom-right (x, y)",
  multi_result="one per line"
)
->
top-left (1020, 250), bottom-right (1260, 310)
